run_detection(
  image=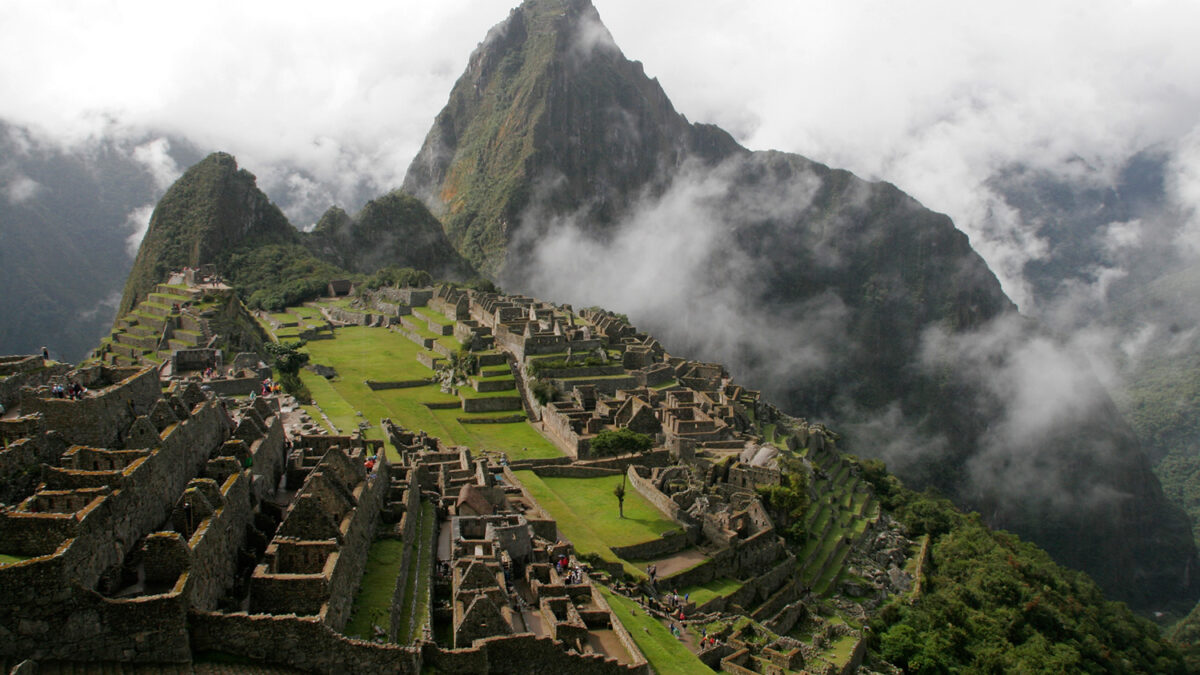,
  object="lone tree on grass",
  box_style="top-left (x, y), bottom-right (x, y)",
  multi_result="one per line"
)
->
top-left (613, 480), bottom-right (626, 519)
